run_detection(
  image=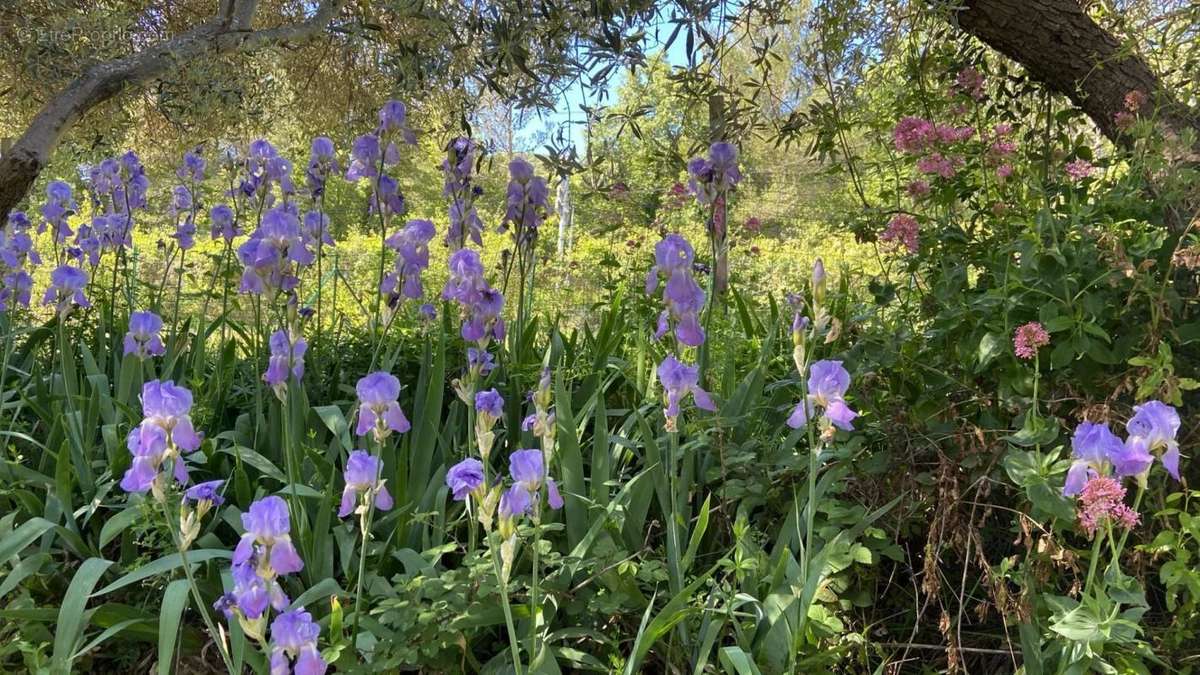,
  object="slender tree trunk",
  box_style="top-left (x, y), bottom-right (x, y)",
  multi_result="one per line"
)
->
top-left (0, 0), bottom-right (344, 222)
top-left (951, 0), bottom-right (1200, 154)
